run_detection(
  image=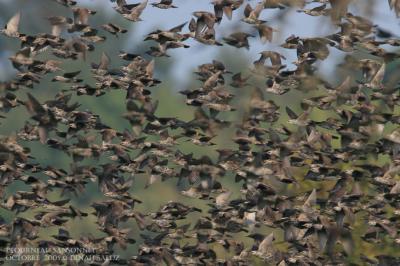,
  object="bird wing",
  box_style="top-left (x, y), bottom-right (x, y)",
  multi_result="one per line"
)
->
top-left (6, 11), bottom-right (21, 33)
